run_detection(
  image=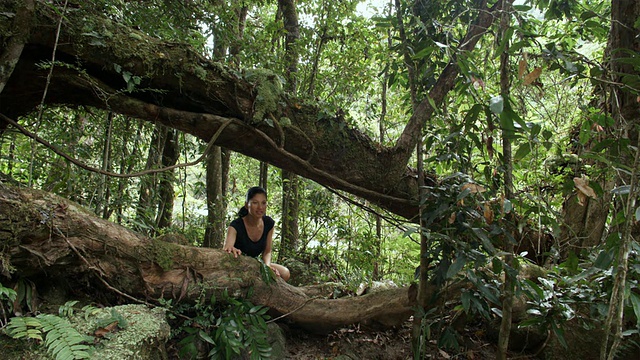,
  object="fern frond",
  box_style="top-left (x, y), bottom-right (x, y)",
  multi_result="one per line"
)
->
top-left (6, 316), bottom-right (44, 340)
top-left (81, 305), bottom-right (101, 321)
top-left (58, 300), bottom-right (79, 318)
top-left (37, 314), bottom-right (93, 360)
